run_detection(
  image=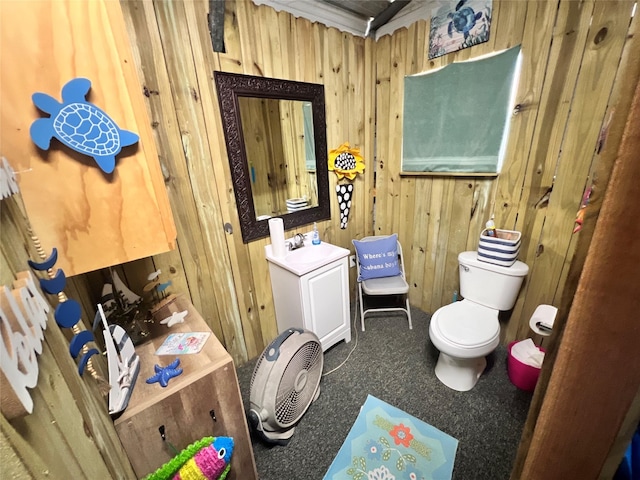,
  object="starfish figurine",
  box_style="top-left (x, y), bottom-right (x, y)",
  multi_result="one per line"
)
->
top-left (146, 358), bottom-right (183, 387)
top-left (159, 310), bottom-right (188, 328)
